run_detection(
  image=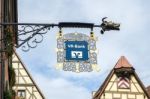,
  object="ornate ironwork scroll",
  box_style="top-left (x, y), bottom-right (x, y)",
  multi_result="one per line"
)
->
top-left (17, 25), bottom-right (51, 52)
top-left (0, 23), bottom-right (58, 52)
